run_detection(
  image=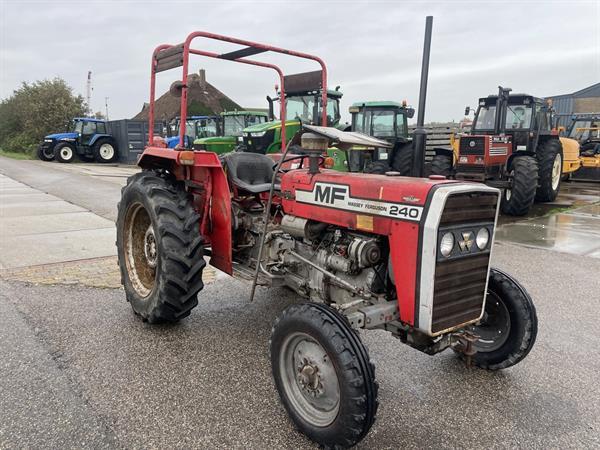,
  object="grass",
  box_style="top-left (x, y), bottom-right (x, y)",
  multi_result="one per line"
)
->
top-left (0, 149), bottom-right (35, 160)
